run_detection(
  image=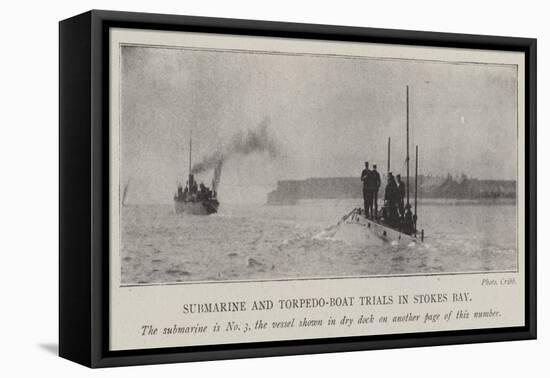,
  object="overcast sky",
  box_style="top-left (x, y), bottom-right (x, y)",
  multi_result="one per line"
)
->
top-left (120, 45), bottom-right (517, 203)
